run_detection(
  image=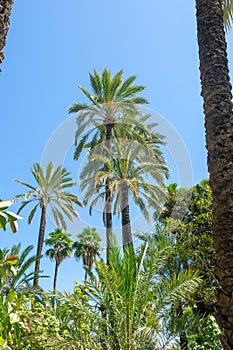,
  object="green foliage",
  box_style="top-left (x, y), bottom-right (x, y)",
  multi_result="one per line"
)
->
top-left (0, 249), bottom-right (18, 293)
top-left (85, 233), bottom-right (201, 349)
top-left (69, 68), bottom-right (150, 160)
top-left (223, 0), bottom-right (233, 31)
top-left (45, 228), bottom-right (73, 264)
top-left (83, 141), bottom-right (168, 219)
top-left (187, 315), bottom-right (223, 350)
top-left (160, 180), bottom-right (215, 314)
top-left (14, 162), bottom-right (82, 229)
top-left (0, 291), bottom-right (31, 349)
top-left (0, 200), bottom-right (22, 233)
top-left (45, 228), bottom-right (73, 291)
top-left (1, 244), bottom-right (44, 295)
top-left (73, 227), bottom-right (102, 280)
top-left (42, 284), bottom-right (101, 349)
